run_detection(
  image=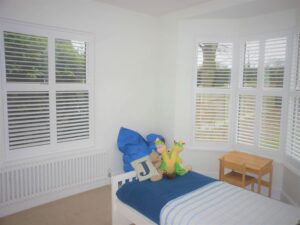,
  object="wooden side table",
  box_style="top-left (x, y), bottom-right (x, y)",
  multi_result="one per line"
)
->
top-left (219, 150), bottom-right (273, 197)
